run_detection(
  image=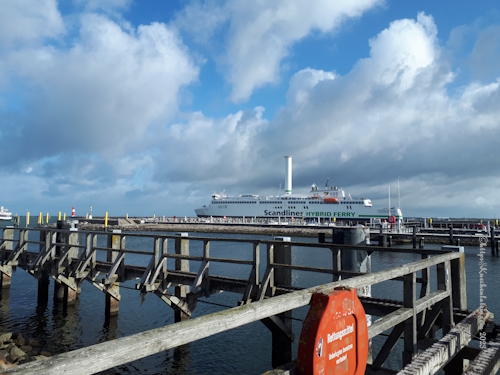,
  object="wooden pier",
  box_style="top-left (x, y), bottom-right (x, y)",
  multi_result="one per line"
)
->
top-left (0, 223), bottom-right (499, 374)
